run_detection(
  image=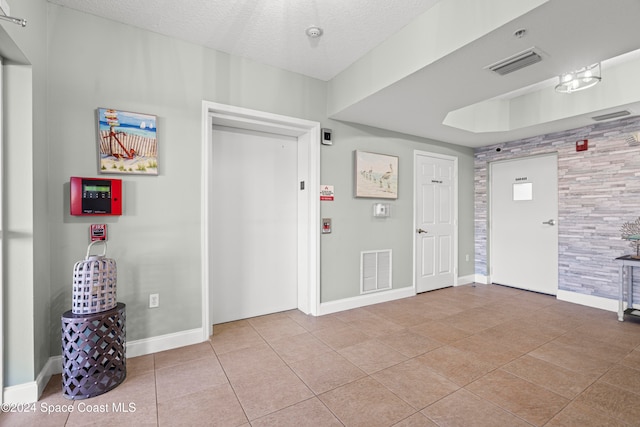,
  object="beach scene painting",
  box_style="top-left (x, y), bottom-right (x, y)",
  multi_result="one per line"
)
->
top-left (97, 108), bottom-right (158, 175)
top-left (355, 151), bottom-right (398, 199)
